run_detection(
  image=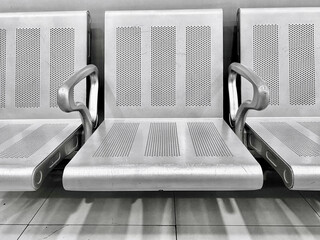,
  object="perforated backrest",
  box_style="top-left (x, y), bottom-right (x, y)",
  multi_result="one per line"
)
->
top-left (105, 10), bottom-right (223, 118)
top-left (240, 8), bottom-right (320, 118)
top-left (0, 11), bottom-right (88, 119)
